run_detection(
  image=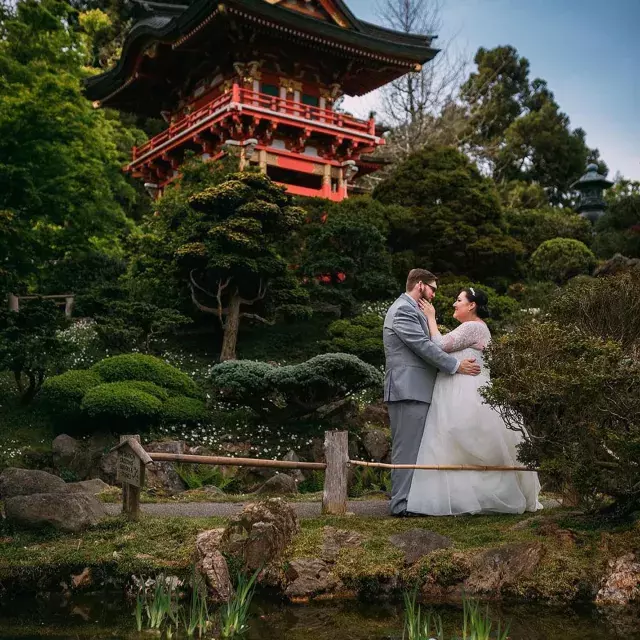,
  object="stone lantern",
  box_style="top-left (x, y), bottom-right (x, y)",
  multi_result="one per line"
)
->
top-left (571, 163), bottom-right (613, 223)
